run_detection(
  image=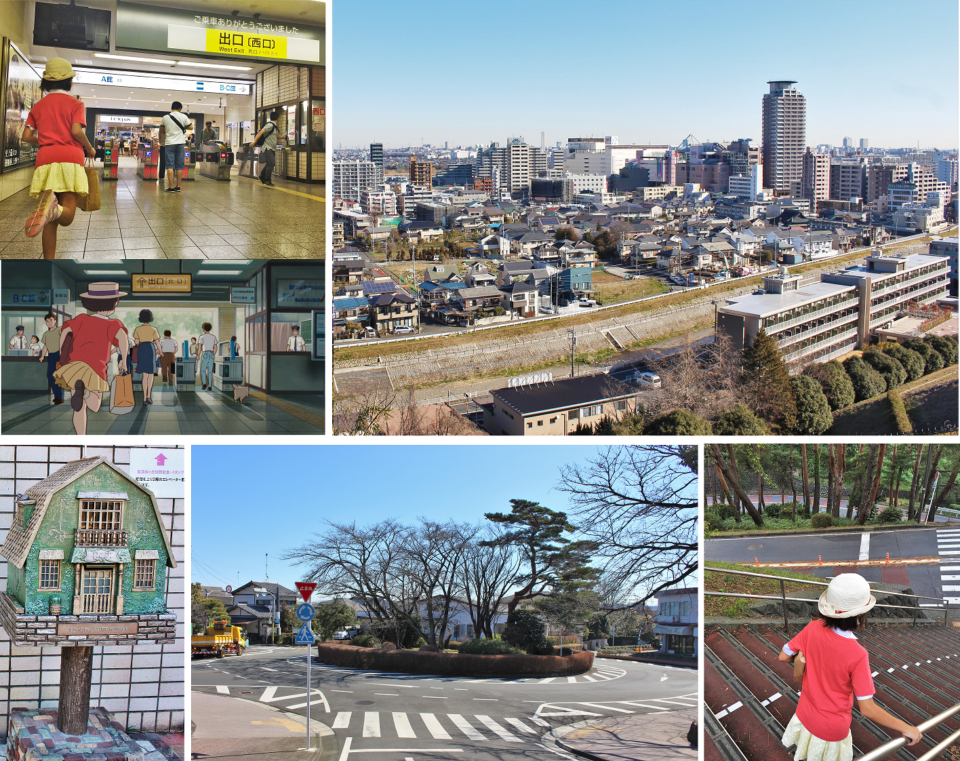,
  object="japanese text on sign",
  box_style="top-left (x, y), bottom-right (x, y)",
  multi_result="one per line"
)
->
top-left (195, 15), bottom-right (301, 35)
top-left (207, 28), bottom-right (287, 59)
